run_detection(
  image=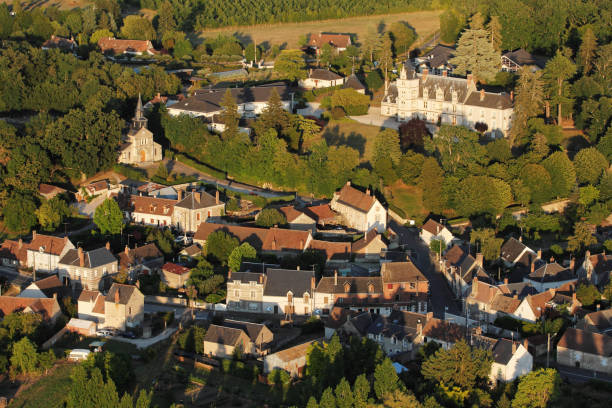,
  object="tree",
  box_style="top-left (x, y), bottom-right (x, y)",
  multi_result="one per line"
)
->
top-left (470, 228), bottom-right (503, 261)
top-left (519, 164), bottom-right (553, 204)
top-left (487, 16), bottom-right (502, 52)
top-left (399, 119), bottom-right (428, 151)
top-left (3, 194), bottom-right (38, 233)
top-left (37, 349), bottom-right (55, 374)
top-left (574, 147), bottom-right (608, 185)
top-left (334, 378), bottom-right (353, 408)
top-left (157, 1), bottom-right (176, 36)
top-left (274, 50), bottom-right (306, 82)
top-left (94, 198), bottom-right (123, 235)
top-left (36, 197), bottom-right (71, 231)
top-left (576, 283), bottom-right (600, 306)
top-left (254, 89), bottom-right (290, 139)
top-left (578, 28), bottom-right (597, 75)
top-left (455, 176), bottom-right (512, 216)
top-left (365, 69), bottom-right (384, 91)
top-left (330, 88), bottom-right (370, 116)
top-left (10, 337), bottom-right (39, 374)
top-left (363, 26), bottom-right (382, 63)
top-left (439, 9), bottom-right (464, 43)
top-left (421, 340), bottom-right (492, 390)
top-left (425, 125), bottom-right (485, 174)
top-left (204, 230), bottom-right (239, 264)
top-left (512, 368), bottom-right (561, 408)
top-left (373, 358), bottom-right (398, 400)
top-left (320, 43), bottom-right (334, 67)
top-left (120, 15), bottom-right (156, 40)
top-left (319, 387), bottom-right (337, 408)
top-left (430, 239), bottom-right (444, 257)
top-left (378, 32), bottom-right (393, 83)
top-left (372, 129), bottom-right (401, 166)
top-left (420, 157), bottom-right (446, 213)
top-left (228, 242), bottom-right (257, 272)
top-left (307, 396), bottom-right (319, 408)
top-left (353, 373), bottom-right (370, 408)
top-left (173, 38), bottom-right (193, 59)
top-left (382, 390), bottom-right (423, 408)
top-left (0, 4), bottom-right (14, 39)
top-left (389, 22), bottom-right (416, 57)
top-left (398, 152), bottom-right (425, 185)
top-left (450, 28), bottom-right (500, 82)
top-left (543, 50), bottom-right (577, 125)
top-left (255, 208), bottom-right (287, 227)
top-left (567, 222), bottom-right (597, 253)
top-left (220, 89), bottom-right (240, 139)
top-left (245, 43), bottom-right (262, 62)
top-left (508, 69), bottom-right (544, 145)
top-left (542, 151), bottom-right (576, 198)
top-left (578, 185), bottom-right (599, 206)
